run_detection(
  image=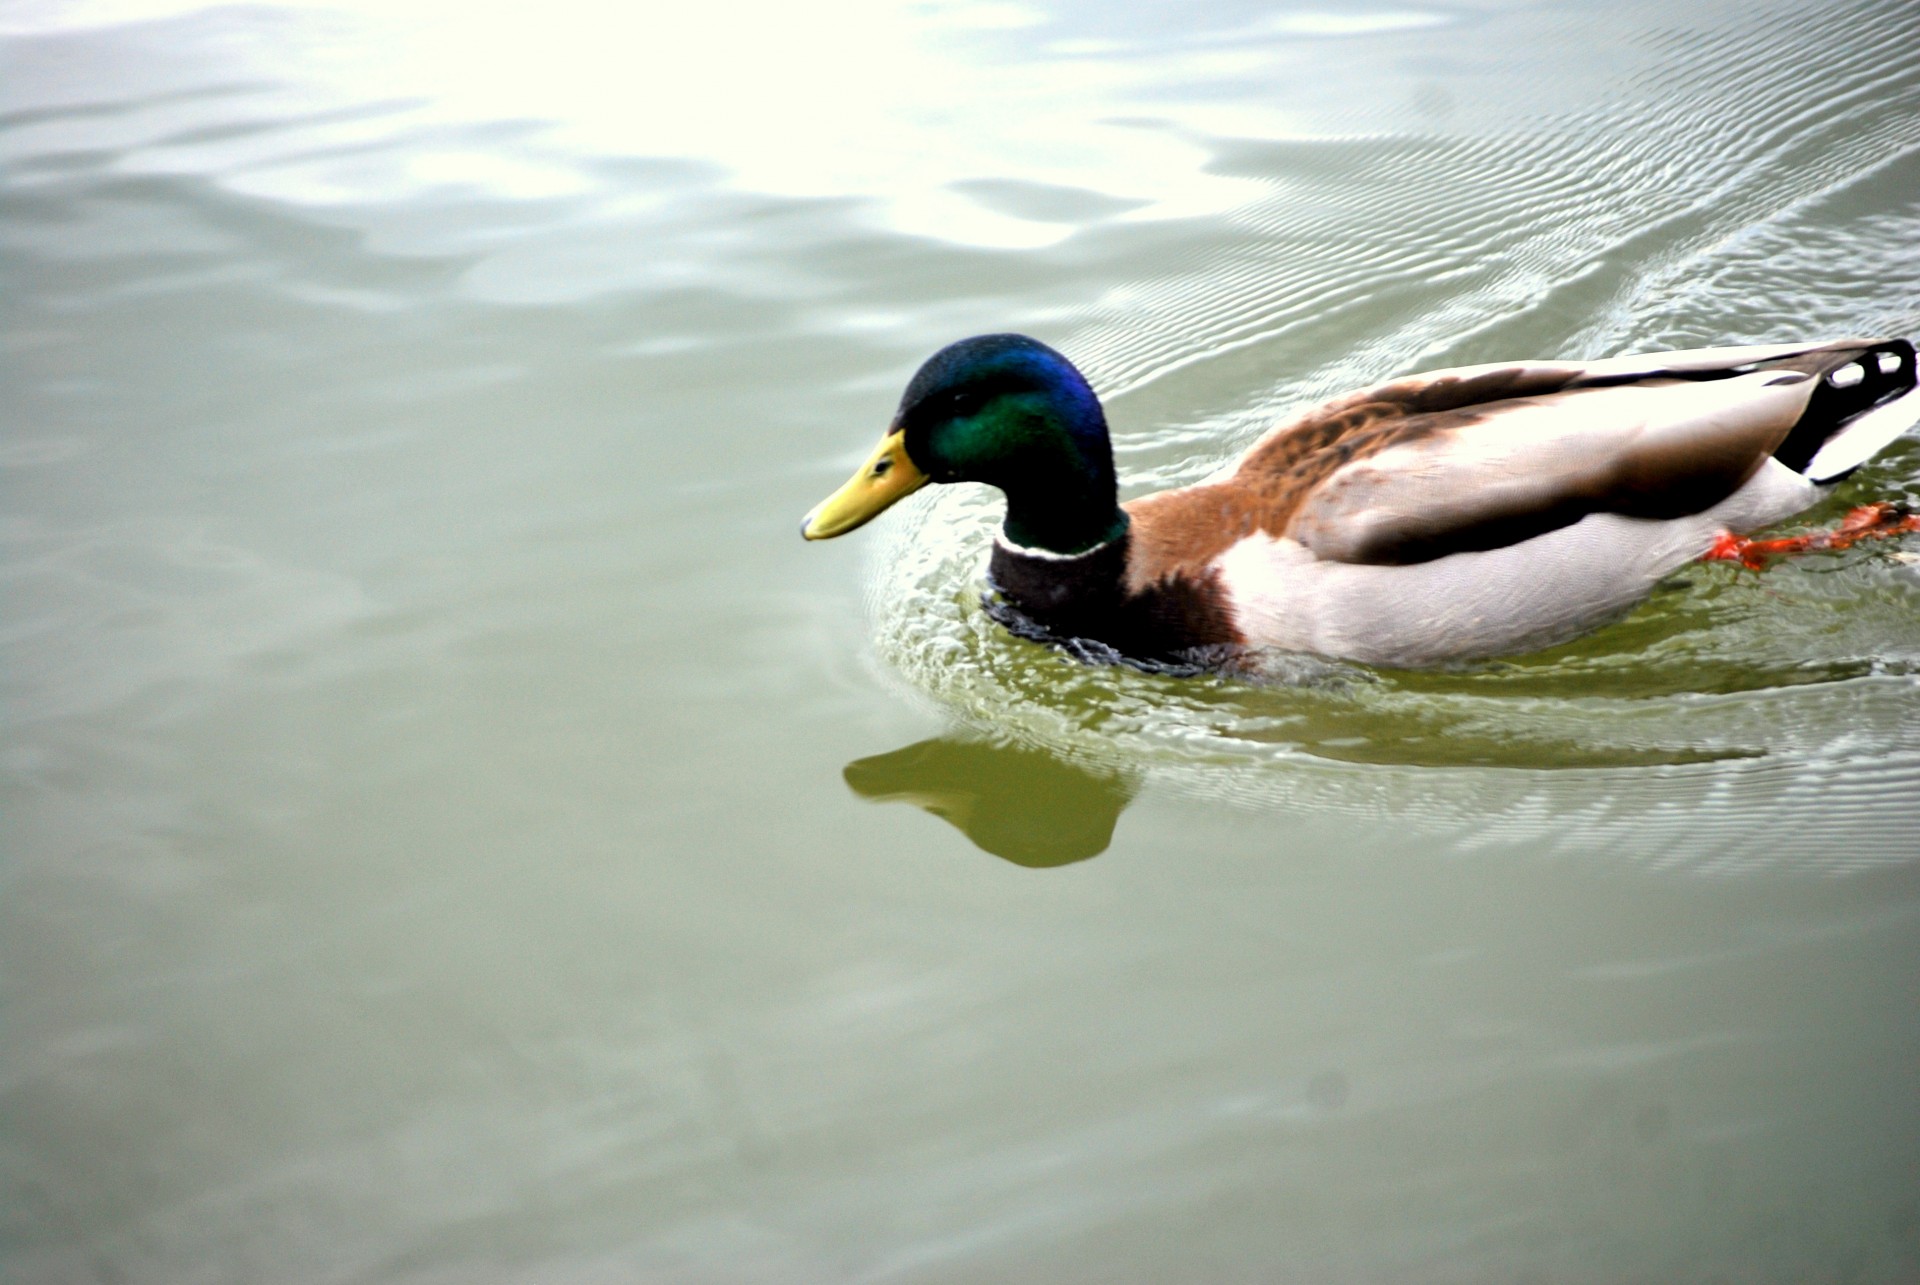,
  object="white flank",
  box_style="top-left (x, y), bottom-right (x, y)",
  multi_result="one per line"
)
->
top-left (1214, 462), bottom-right (1819, 668)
